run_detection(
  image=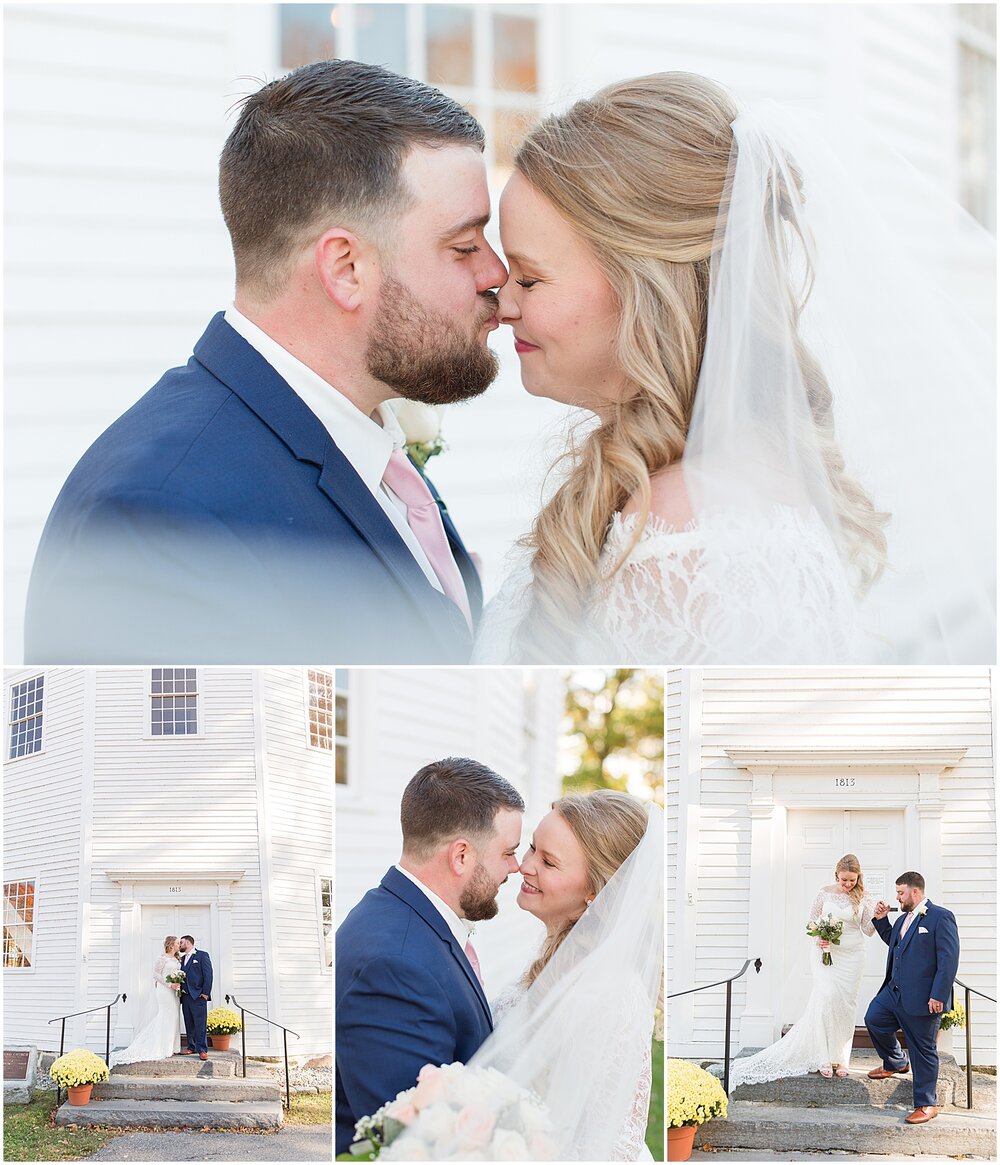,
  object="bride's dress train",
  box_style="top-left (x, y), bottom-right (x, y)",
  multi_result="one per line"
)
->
top-left (110, 954), bottom-right (181, 1066)
top-left (728, 889), bottom-right (876, 1089)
